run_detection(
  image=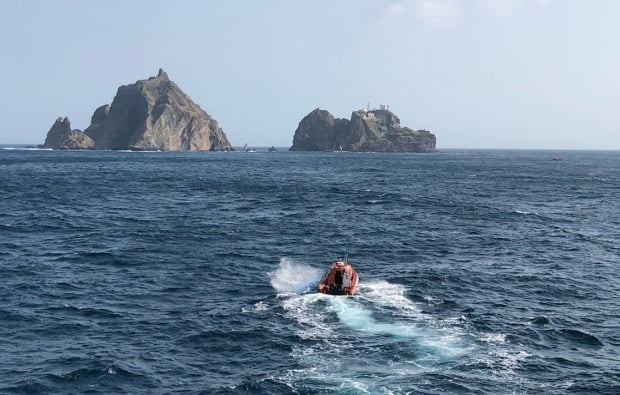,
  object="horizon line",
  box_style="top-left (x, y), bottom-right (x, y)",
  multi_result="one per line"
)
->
top-left (2, 143), bottom-right (620, 152)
